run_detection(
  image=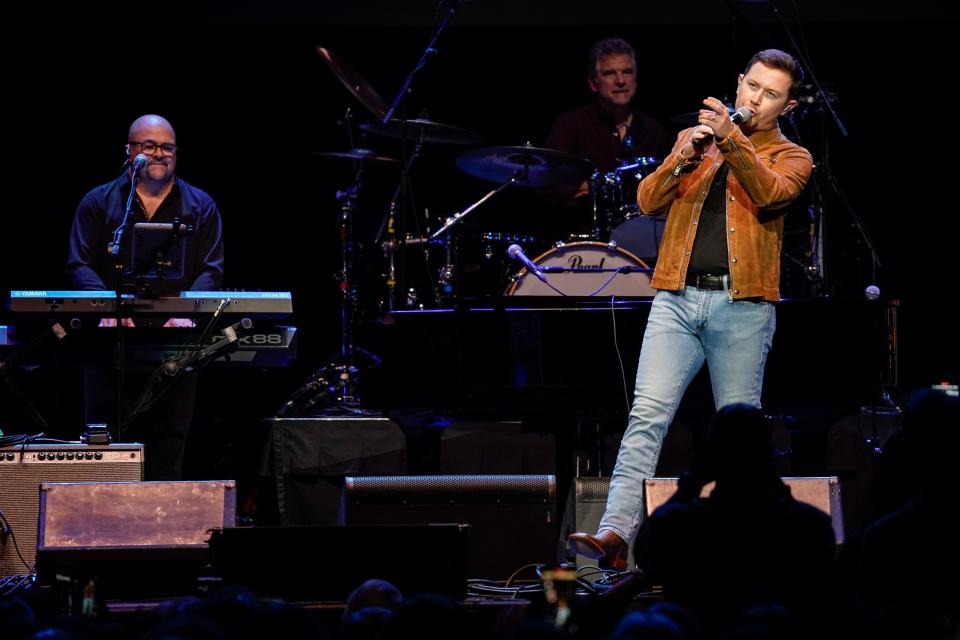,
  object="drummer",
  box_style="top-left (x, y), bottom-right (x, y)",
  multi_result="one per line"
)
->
top-left (543, 37), bottom-right (672, 210)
